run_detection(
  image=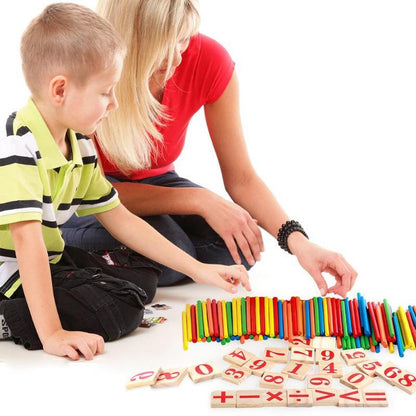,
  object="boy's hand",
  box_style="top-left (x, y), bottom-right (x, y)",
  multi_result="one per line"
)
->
top-left (42, 329), bottom-right (105, 360)
top-left (191, 264), bottom-right (251, 293)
